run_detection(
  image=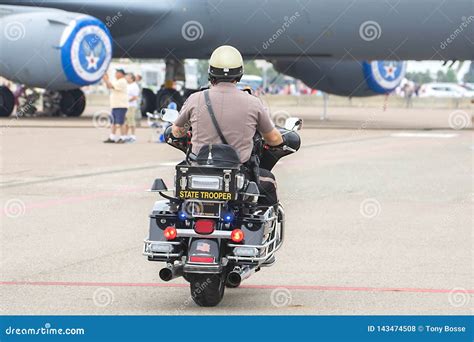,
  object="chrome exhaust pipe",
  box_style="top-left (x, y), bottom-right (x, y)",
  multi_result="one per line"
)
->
top-left (159, 264), bottom-right (183, 282)
top-left (226, 266), bottom-right (255, 287)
